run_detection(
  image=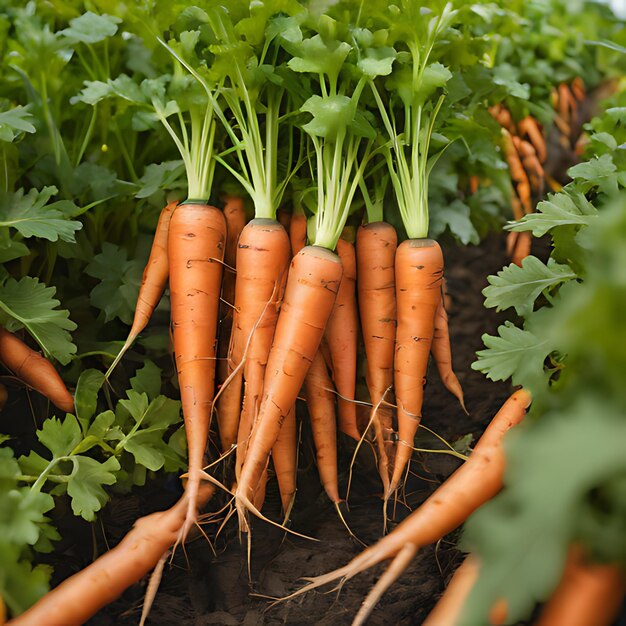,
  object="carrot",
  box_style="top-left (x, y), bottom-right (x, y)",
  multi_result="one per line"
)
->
top-left (168, 202), bottom-right (226, 534)
top-left (230, 219), bottom-right (291, 478)
top-left (514, 138), bottom-right (544, 194)
top-left (517, 117), bottom-right (546, 163)
top-left (0, 328), bottom-right (74, 414)
top-left (431, 297), bottom-right (466, 412)
top-left (0, 383), bottom-right (7, 412)
top-left (235, 245), bottom-right (342, 526)
top-left (535, 546), bottom-right (625, 626)
top-left (422, 555), bottom-right (480, 626)
top-left (468, 175), bottom-right (479, 195)
top-left (289, 209), bottom-right (307, 257)
top-left (489, 105), bottom-right (516, 134)
top-left (221, 195), bottom-right (247, 316)
top-left (304, 350), bottom-right (340, 505)
top-left (276, 207), bottom-right (292, 231)
top-left (216, 196), bottom-right (247, 423)
top-left (571, 77), bottom-right (586, 102)
top-left (502, 131), bottom-right (532, 213)
top-left (290, 390), bottom-right (531, 623)
top-left (105, 200), bottom-right (178, 378)
top-left (325, 238), bottom-right (360, 440)
top-left (271, 403), bottom-right (297, 517)
top-left (7, 487), bottom-right (215, 626)
top-left (356, 222), bottom-right (397, 492)
top-left (390, 239), bottom-right (444, 496)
